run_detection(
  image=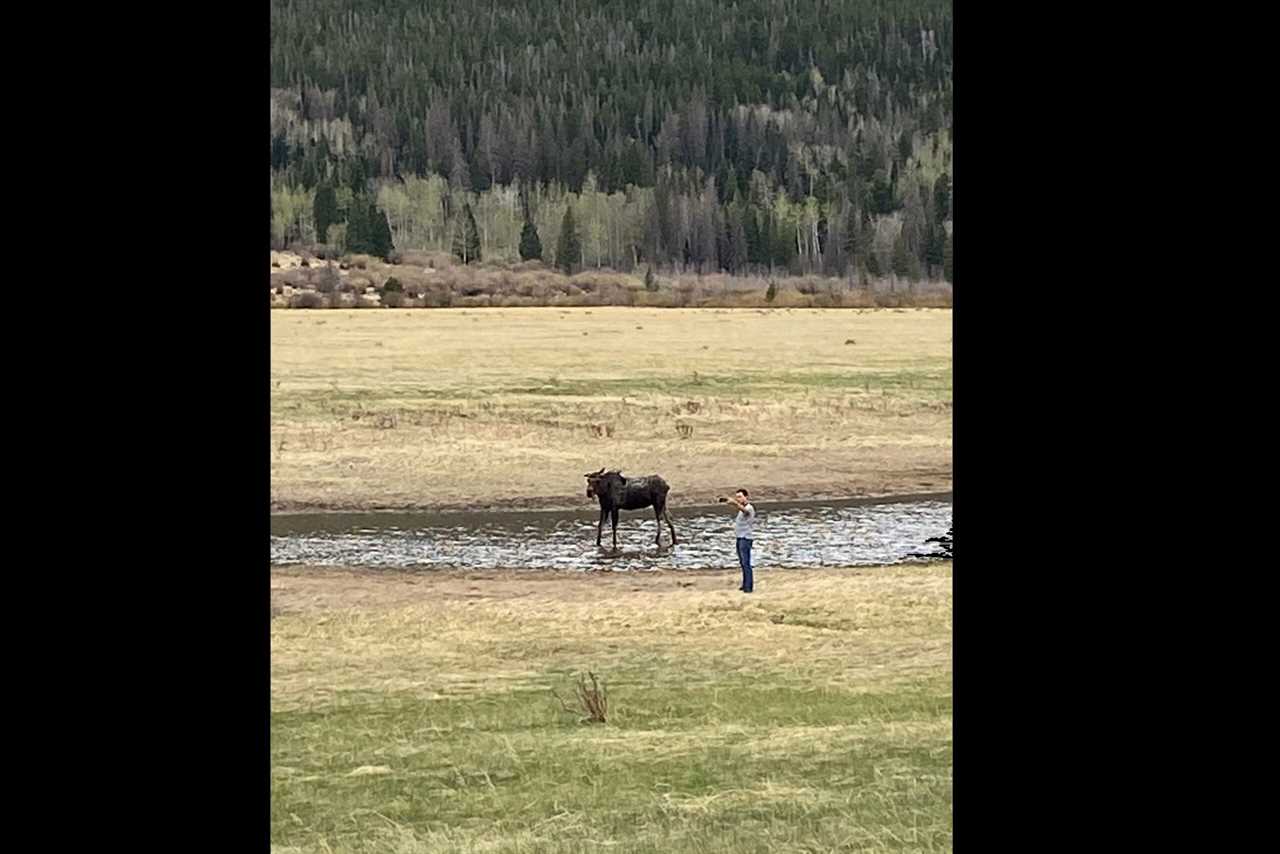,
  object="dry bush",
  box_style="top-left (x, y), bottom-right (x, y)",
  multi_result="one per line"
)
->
top-left (420, 251), bottom-right (458, 269)
top-left (553, 672), bottom-right (609, 724)
top-left (274, 269), bottom-right (311, 289)
top-left (314, 264), bottom-right (342, 294)
top-left (414, 287), bottom-right (445, 308)
top-left (571, 271), bottom-right (640, 294)
top-left (510, 259), bottom-right (548, 273)
top-left (342, 254), bottom-right (377, 270)
top-left (770, 287), bottom-right (813, 308)
top-left (631, 290), bottom-right (678, 307)
top-left (289, 292), bottom-right (325, 309)
top-left (394, 249), bottom-right (433, 268)
top-left (309, 243), bottom-right (341, 261)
